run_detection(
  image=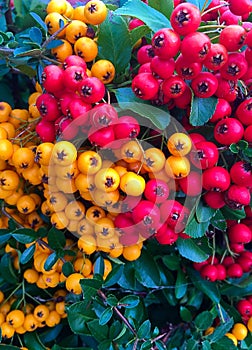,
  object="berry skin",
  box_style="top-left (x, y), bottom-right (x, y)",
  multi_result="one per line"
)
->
top-left (224, 185), bottom-right (251, 210)
top-left (219, 25), bottom-right (247, 52)
top-left (132, 73), bottom-right (159, 100)
top-left (151, 28), bottom-right (181, 59)
top-left (191, 72), bottom-right (218, 98)
top-left (202, 166), bottom-right (231, 192)
top-left (214, 118), bottom-right (244, 145)
top-left (170, 3), bottom-right (201, 36)
top-left (228, 223), bottom-right (252, 244)
top-left (200, 264), bottom-right (218, 282)
top-left (180, 32), bottom-right (211, 63)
